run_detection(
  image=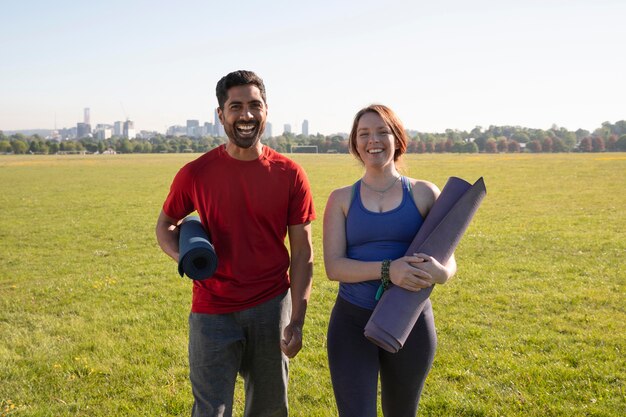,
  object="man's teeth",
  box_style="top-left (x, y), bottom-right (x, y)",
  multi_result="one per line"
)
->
top-left (237, 124), bottom-right (255, 131)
